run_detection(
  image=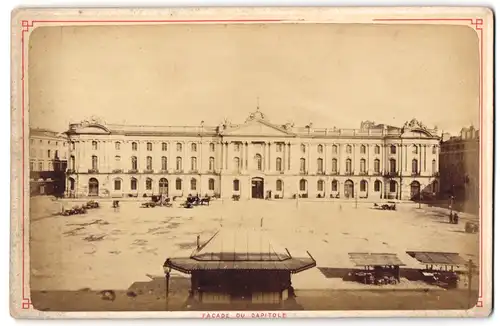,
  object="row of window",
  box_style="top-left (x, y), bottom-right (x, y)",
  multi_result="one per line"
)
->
top-left (108, 177), bottom-right (216, 192)
top-left (300, 158), bottom-right (437, 174)
top-left (30, 139), bottom-right (64, 146)
top-left (89, 141), bottom-right (213, 152)
top-left (302, 144), bottom-right (438, 155)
